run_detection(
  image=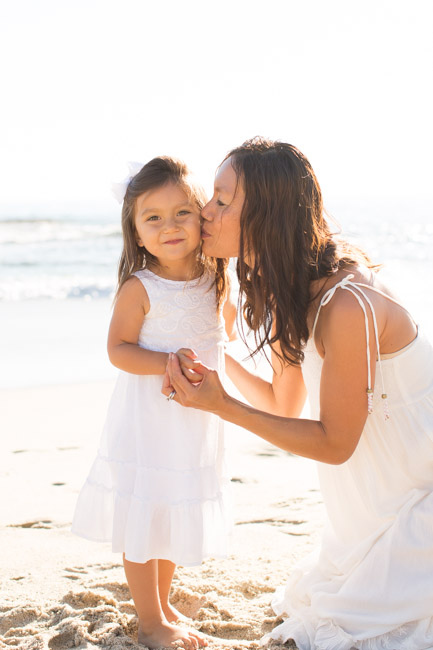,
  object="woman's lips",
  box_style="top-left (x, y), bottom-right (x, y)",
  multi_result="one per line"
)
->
top-left (201, 228), bottom-right (211, 238)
